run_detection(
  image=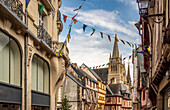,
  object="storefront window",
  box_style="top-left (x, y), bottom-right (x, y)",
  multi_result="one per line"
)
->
top-left (31, 55), bottom-right (50, 94)
top-left (0, 31), bottom-right (21, 86)
top-left (31, 106), bottom-right (49, 110)
top-left (0, 104), bottom-right (21, 110)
